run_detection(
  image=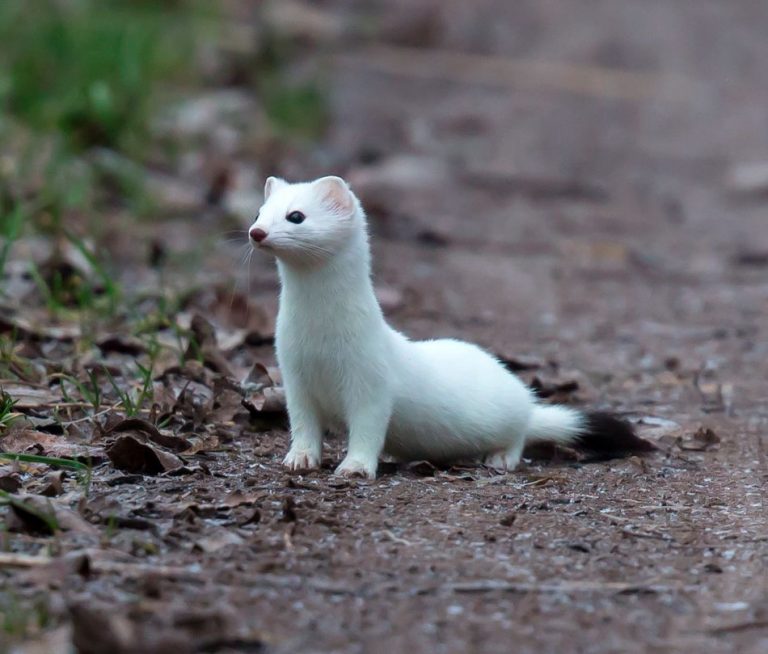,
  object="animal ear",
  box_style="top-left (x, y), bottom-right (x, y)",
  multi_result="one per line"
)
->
top-left (312, 176), bottom-right (354, 216)
top-left (264, 176), bottom-right (287, 200)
